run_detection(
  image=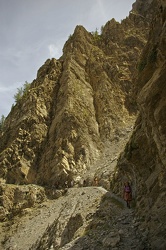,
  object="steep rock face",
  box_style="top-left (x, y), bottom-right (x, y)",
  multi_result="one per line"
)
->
top-left (0, 59), bottom-right (63, 184)
top-left (0, 9), bottom-right (151, 186)
top-left (132, 0), bottom-right (154, 15)
top-left (0, 184), bottom-right (47, 221)
top-left (111, 0), bottom-right (166, 248)
top-left (37, 26), bottom-right (102, 186)
top-left (0, 0), bottom-right (164, 249)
